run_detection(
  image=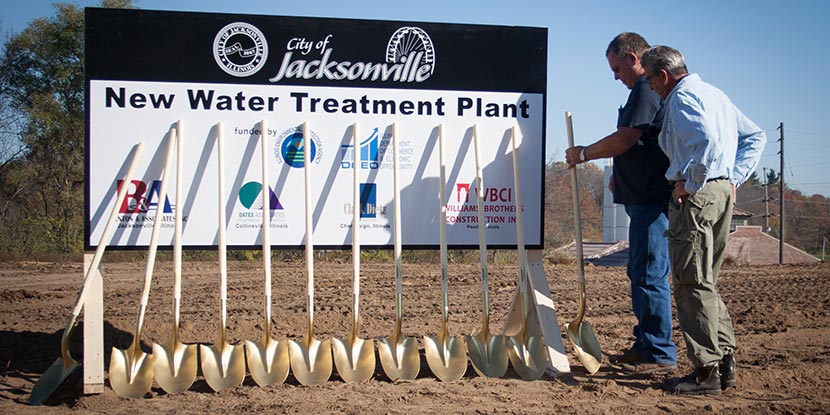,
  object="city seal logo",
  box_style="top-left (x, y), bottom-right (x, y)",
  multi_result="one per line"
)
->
top-left (213, 22), bottom-right (269, 77)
